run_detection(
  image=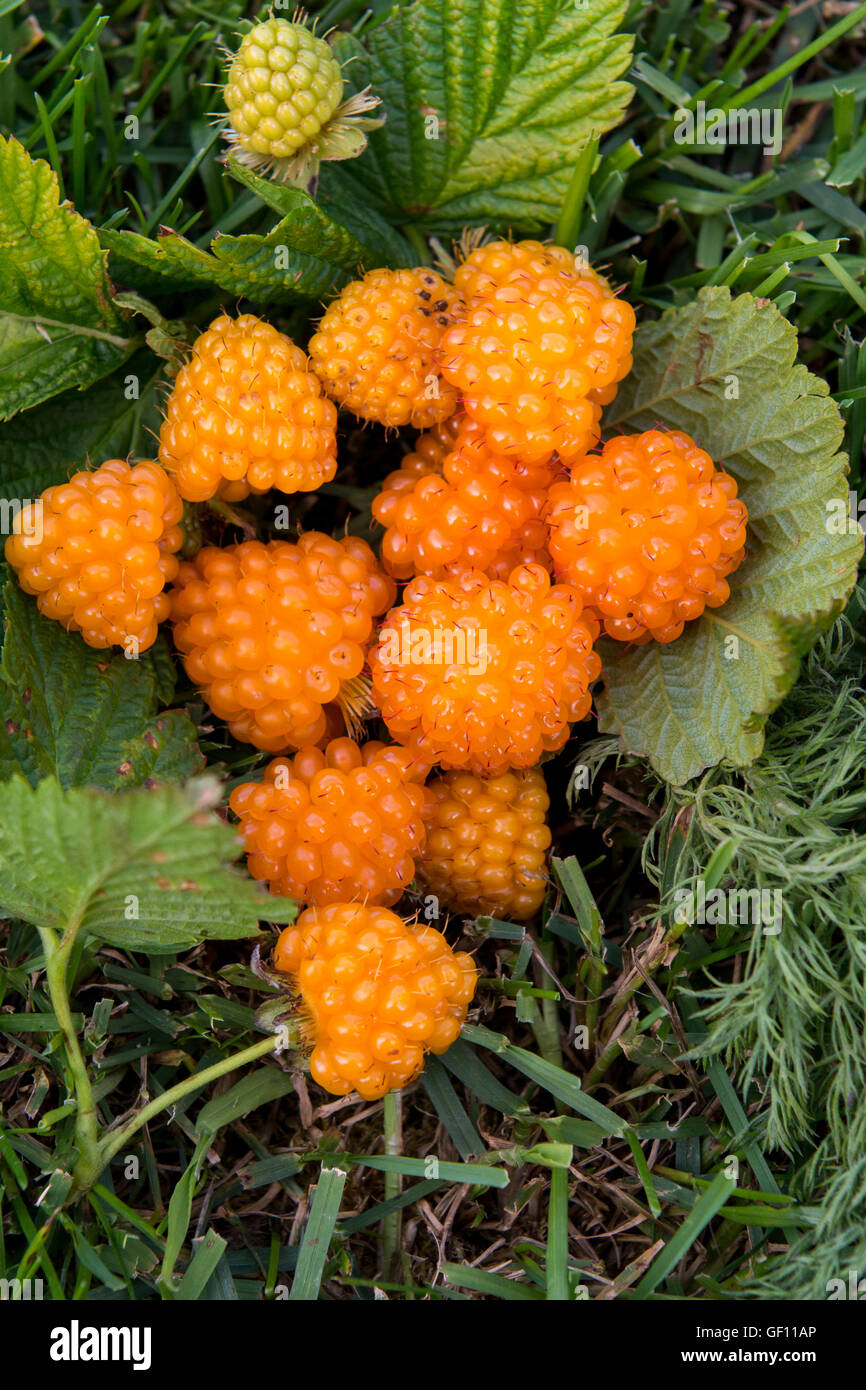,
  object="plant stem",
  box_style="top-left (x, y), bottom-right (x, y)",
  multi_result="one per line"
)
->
top-left (381, 1089), bottom-right (402, 1279)
top-left (553, 135), bottom-right (598, 251)
top-left (404, 224), bottom-right (432, 266)
top-left (96, 1034), bottom-right (279, 1175)
top-left (38, 927), bottom-right (101, 1193)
